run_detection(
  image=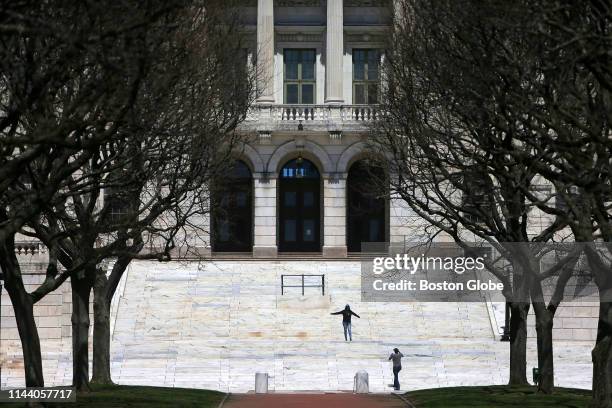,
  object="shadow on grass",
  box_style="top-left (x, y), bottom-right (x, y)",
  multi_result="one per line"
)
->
top-left (405, 385), bottom-right (591, 408)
